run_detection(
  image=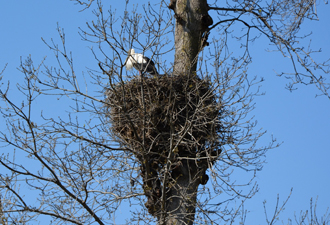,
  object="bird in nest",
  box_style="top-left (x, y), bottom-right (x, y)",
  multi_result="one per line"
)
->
top-left (125, 49), bottom-right (158, 76)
